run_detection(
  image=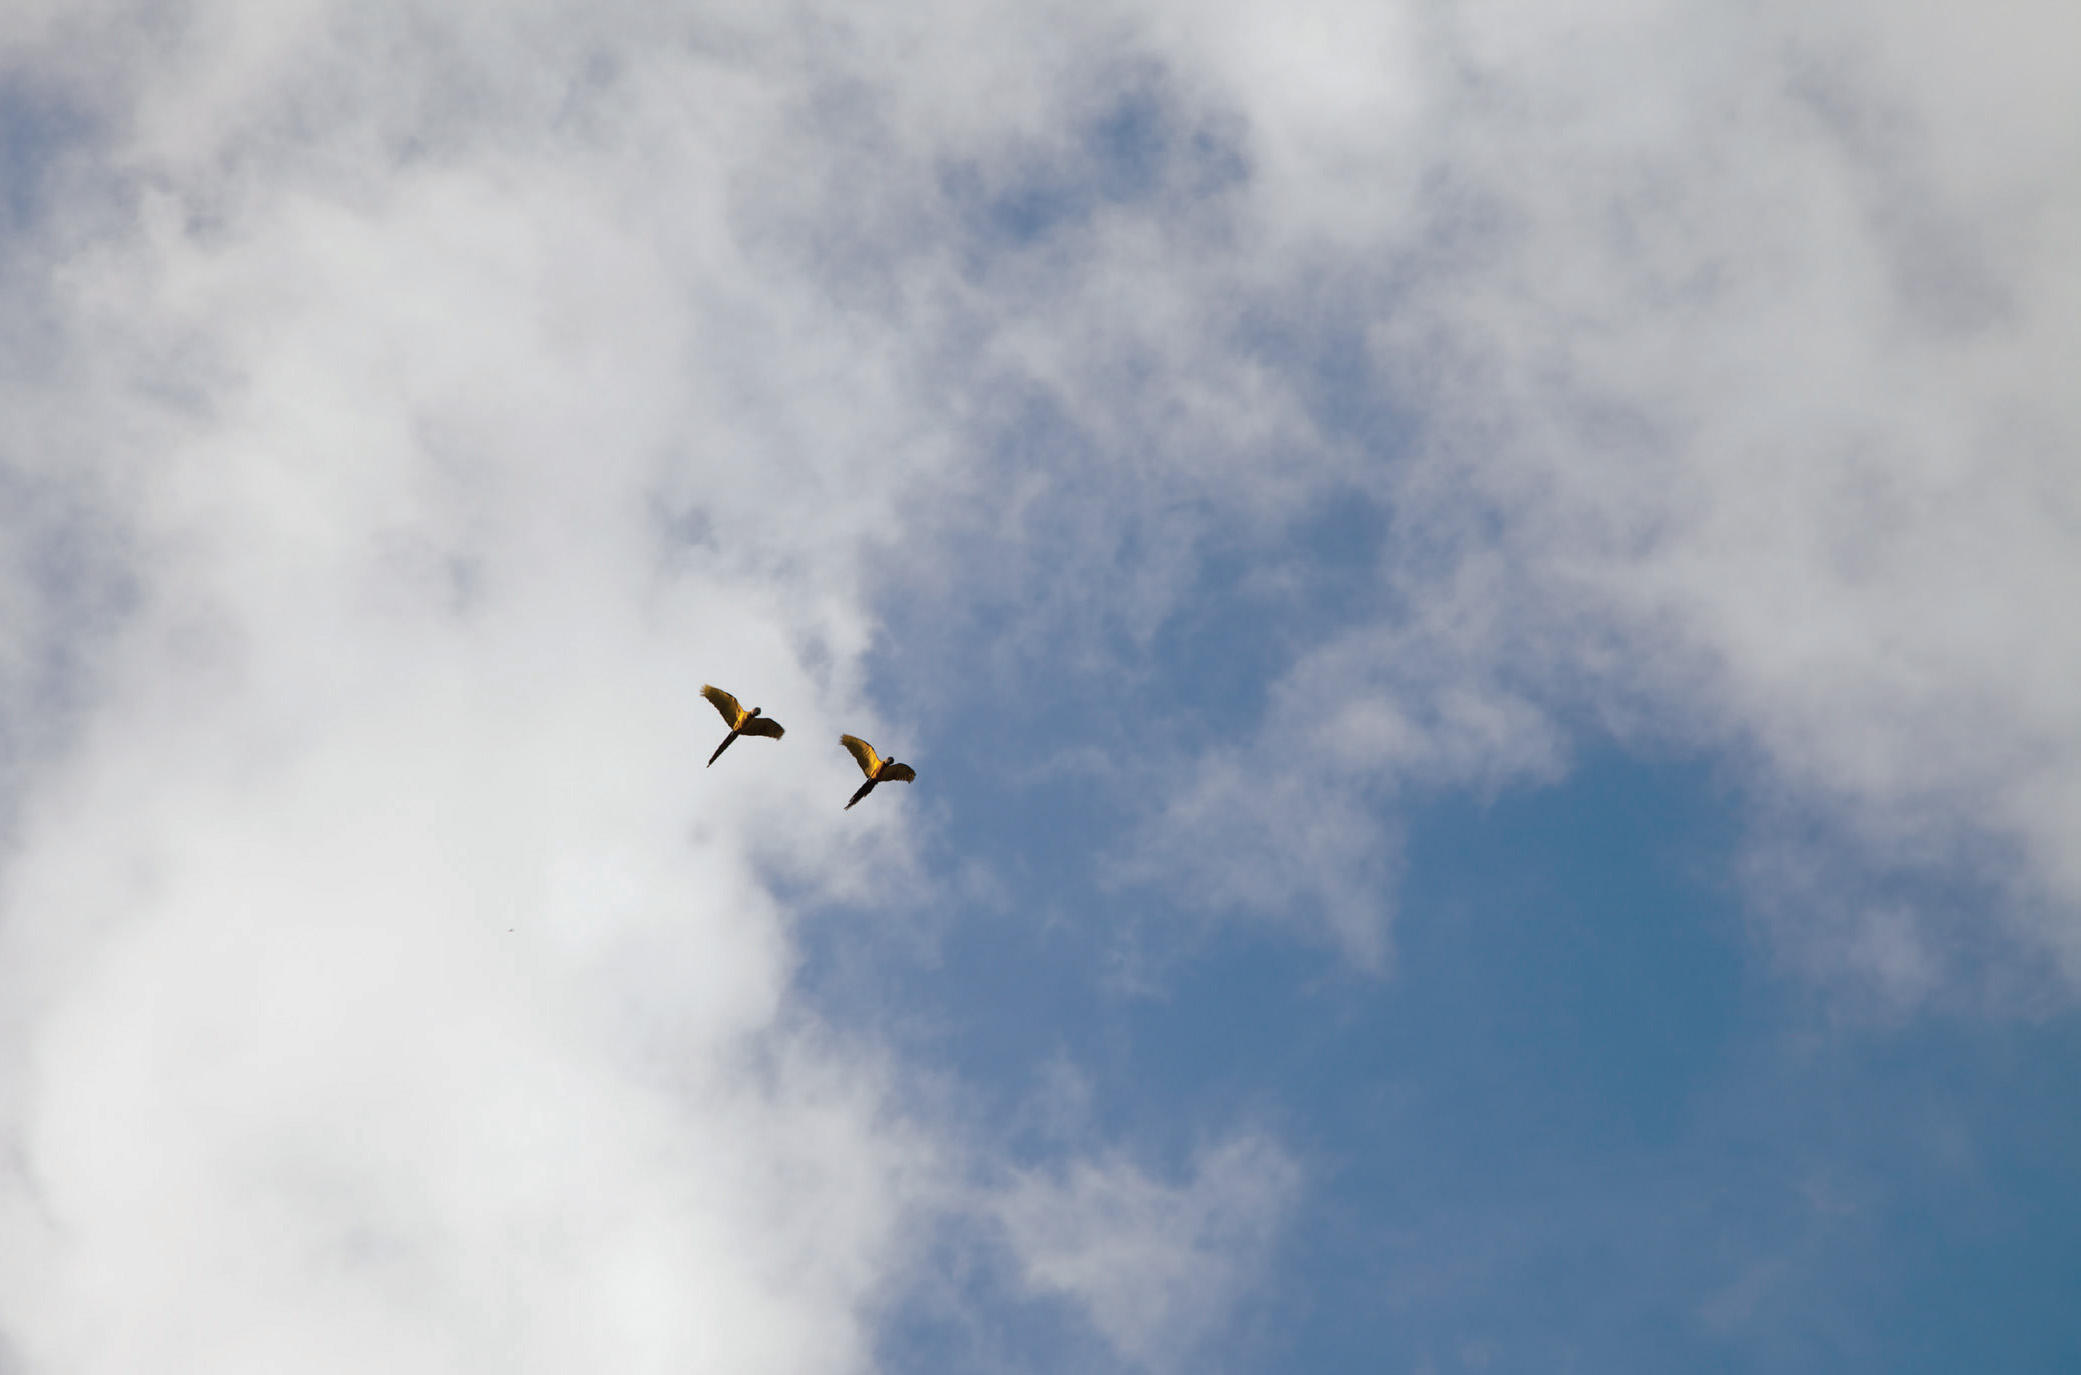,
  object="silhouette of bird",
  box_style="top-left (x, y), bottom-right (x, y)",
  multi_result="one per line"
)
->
top-left (701, 684), bottom-right (785, 766)
top-left (840, 734), bottom-right (915, 809)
